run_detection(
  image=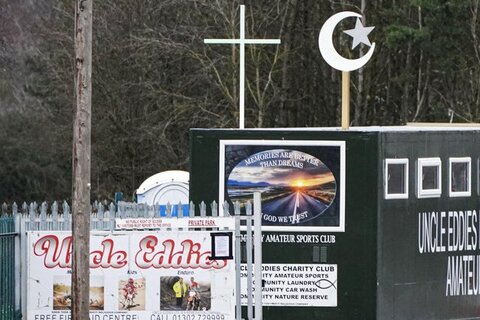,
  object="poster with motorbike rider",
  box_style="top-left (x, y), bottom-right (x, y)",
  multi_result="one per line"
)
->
top-left (160, 275), bottom-right (211, 311)
top-left (27, 231), bottom-right (235, 320)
